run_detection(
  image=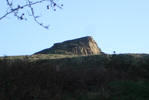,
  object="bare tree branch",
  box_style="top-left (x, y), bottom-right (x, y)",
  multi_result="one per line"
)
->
top-left (0, 0), bottom-right (63, 29)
